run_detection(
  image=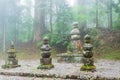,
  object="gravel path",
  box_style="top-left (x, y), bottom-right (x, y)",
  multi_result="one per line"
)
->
top-left (0, 59), bottom-right (120, 80)
top-left (0, 75), bottom-right (69, 80)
